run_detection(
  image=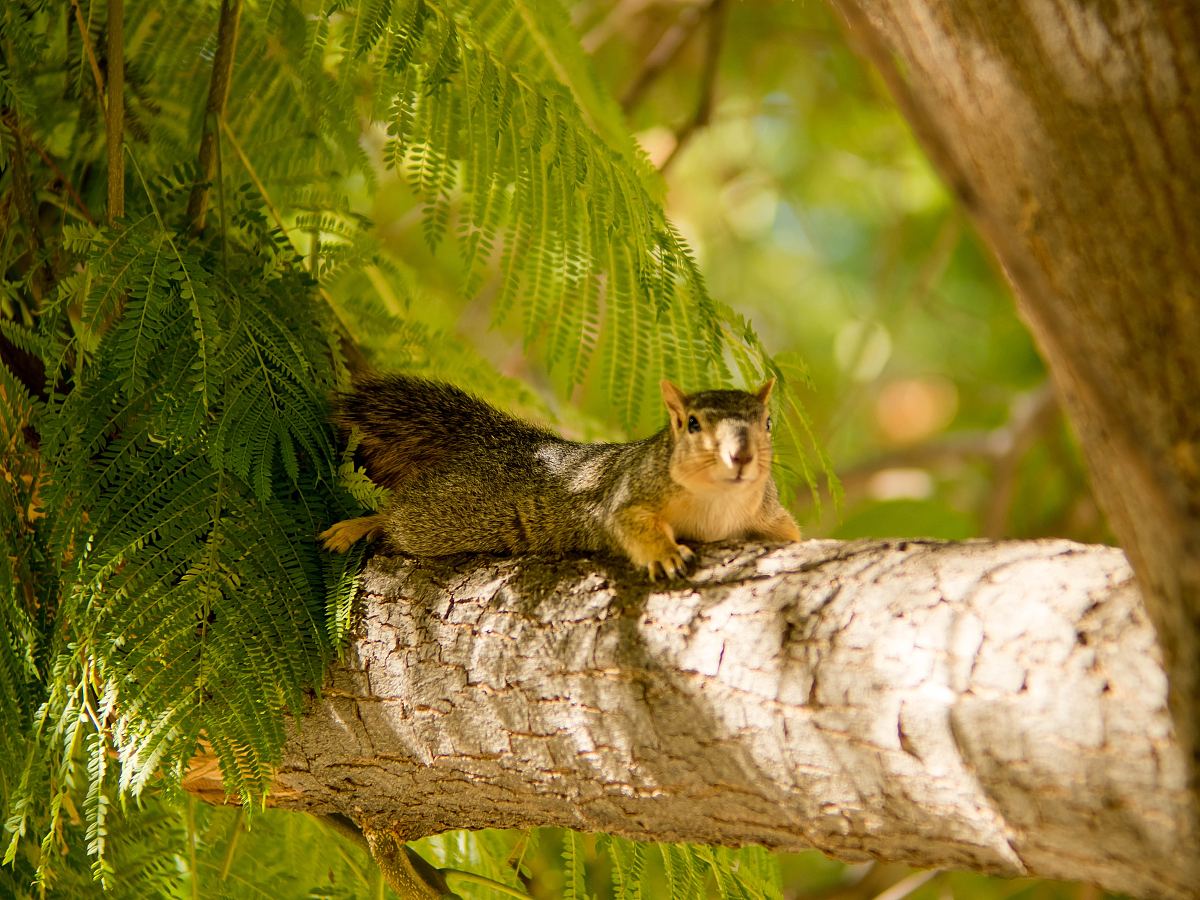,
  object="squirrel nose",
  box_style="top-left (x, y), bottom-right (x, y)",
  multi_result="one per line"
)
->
top-left (721, 427), bottom-right (754, 471)
top-left (725, 436), bottom-right (754, 469)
